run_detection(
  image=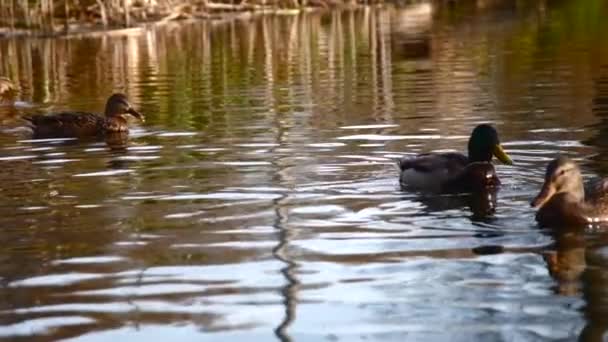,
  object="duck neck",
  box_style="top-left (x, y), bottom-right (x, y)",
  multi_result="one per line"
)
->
top-left (560, 177), bottom-right (585, 203)
top-left (467, 148), bottom-right (492, 163)
top-left (570, 182), bottom-right (585, 203)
